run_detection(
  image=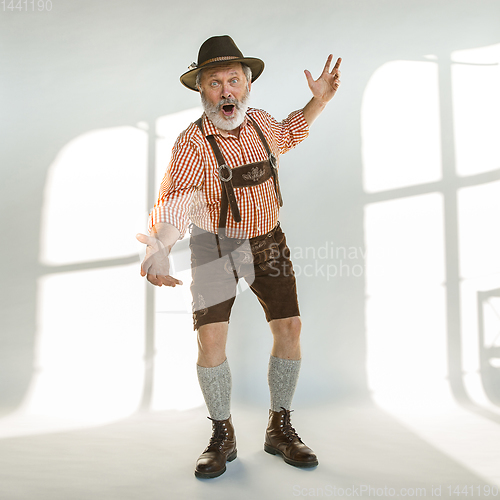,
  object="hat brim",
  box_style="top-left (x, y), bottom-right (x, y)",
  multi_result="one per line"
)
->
top-left (180, 57), bottom-right (264, 91)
